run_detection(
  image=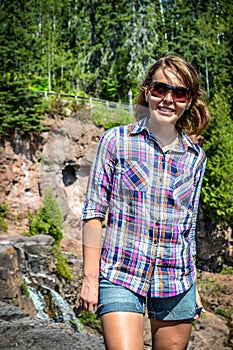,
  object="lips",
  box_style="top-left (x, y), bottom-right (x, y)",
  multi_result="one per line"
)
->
top-left (158, 106), bottom-right (175, 113)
